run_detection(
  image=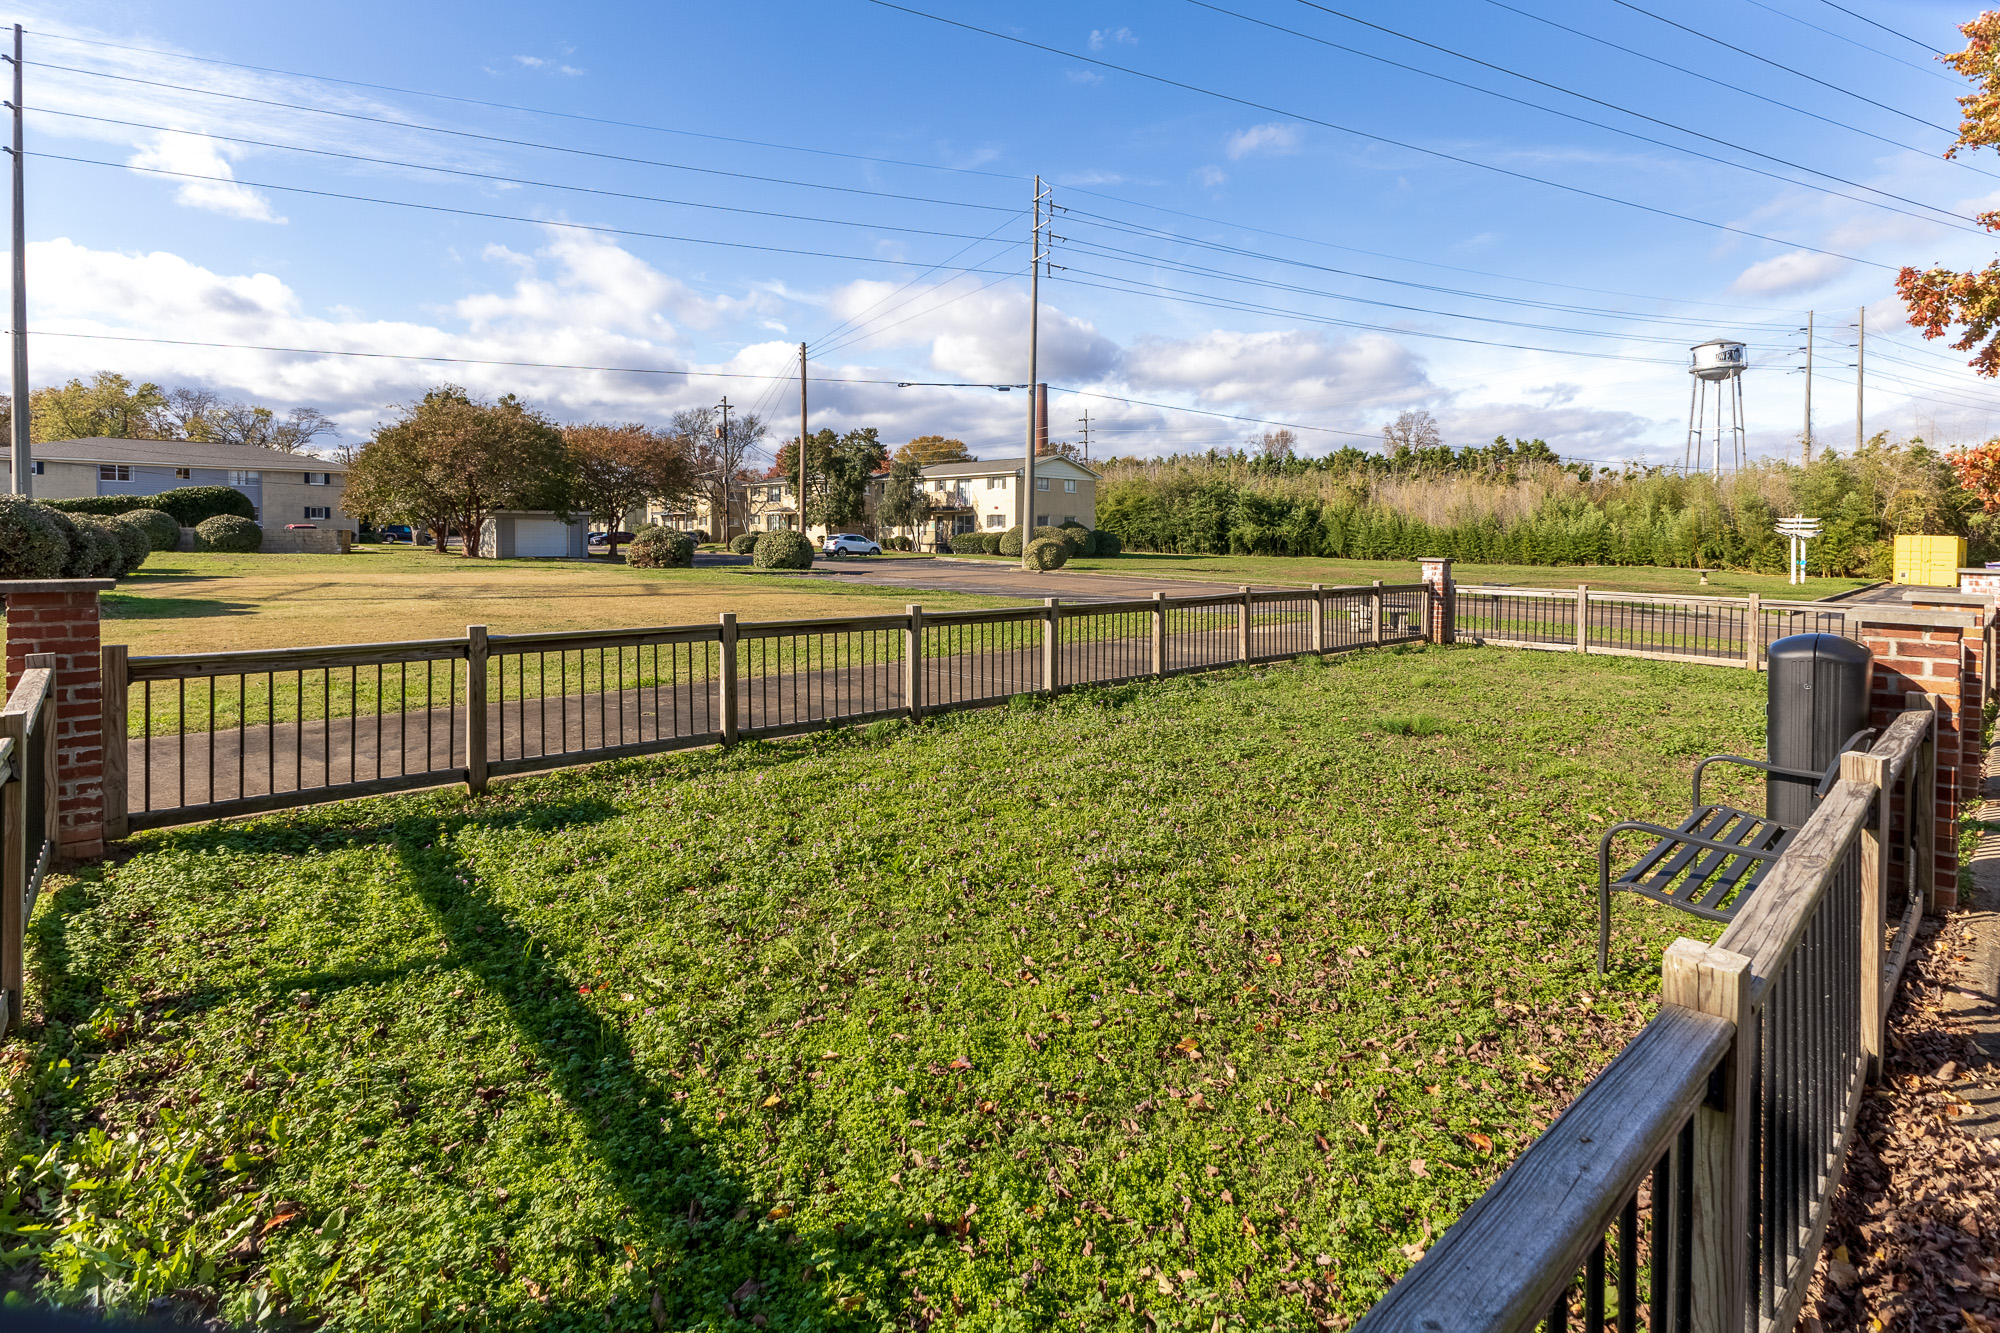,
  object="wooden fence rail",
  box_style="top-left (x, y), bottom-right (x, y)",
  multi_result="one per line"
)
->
top-left (0, 657), bottom-right (58, 1037)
